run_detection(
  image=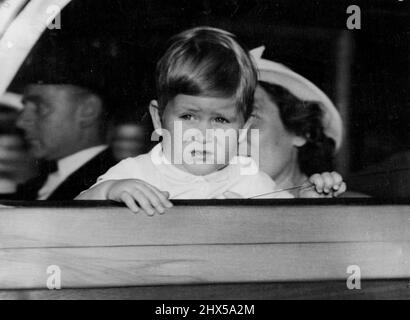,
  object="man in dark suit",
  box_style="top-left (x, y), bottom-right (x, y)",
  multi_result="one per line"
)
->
top-left (10, 83), bottom-right (117, 200)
